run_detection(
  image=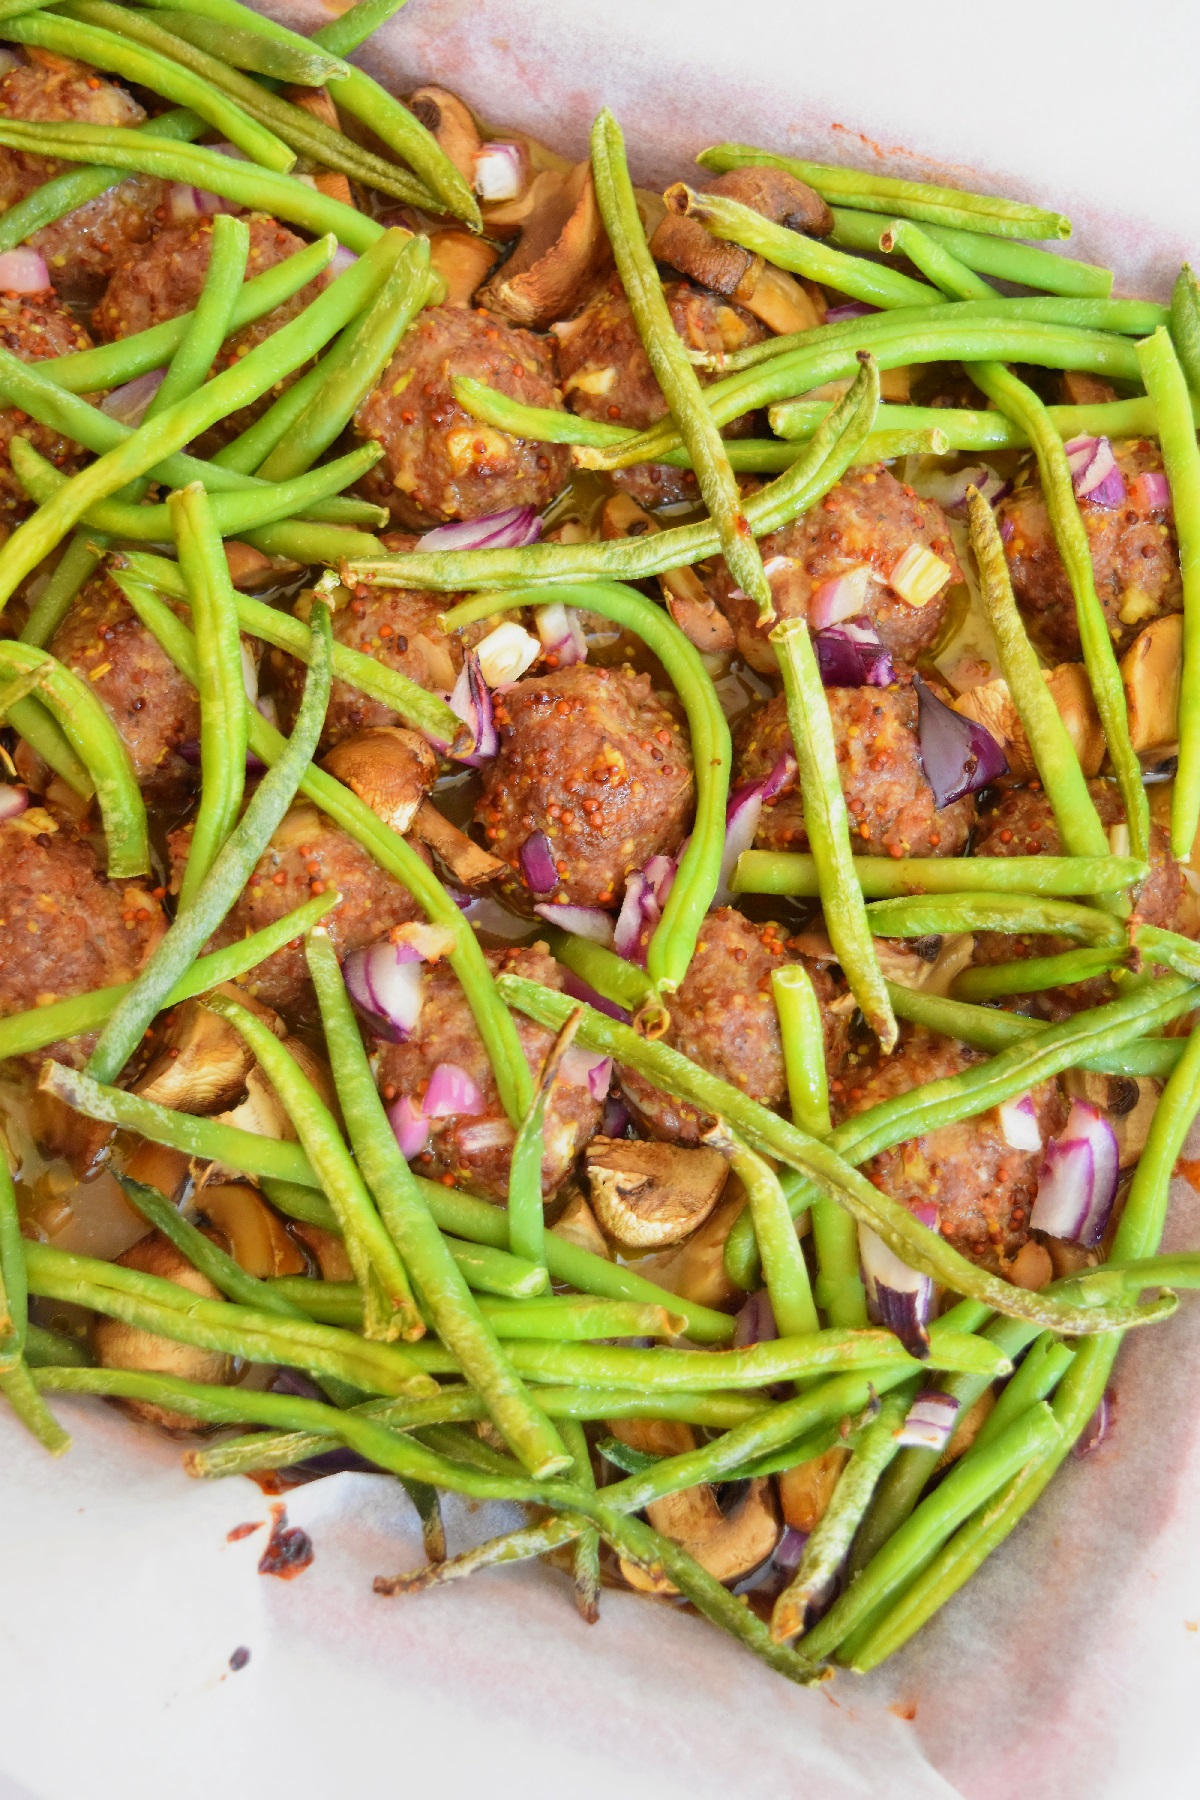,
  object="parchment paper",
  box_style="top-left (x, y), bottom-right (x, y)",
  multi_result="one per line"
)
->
top-left (5, 4), bottom-right (1200, 1794)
